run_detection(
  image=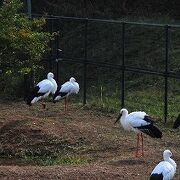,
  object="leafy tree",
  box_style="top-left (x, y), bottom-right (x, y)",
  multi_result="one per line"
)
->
top-left (0, 0), bottom-right (52, 97)
top-left (0, 0), bottom-right (52, 74)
